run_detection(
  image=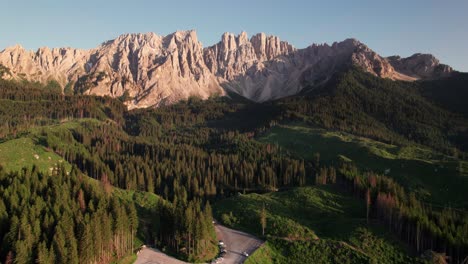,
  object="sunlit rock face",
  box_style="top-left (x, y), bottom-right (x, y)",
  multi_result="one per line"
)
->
top-left (0, 31), bottom-right (454, 108)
